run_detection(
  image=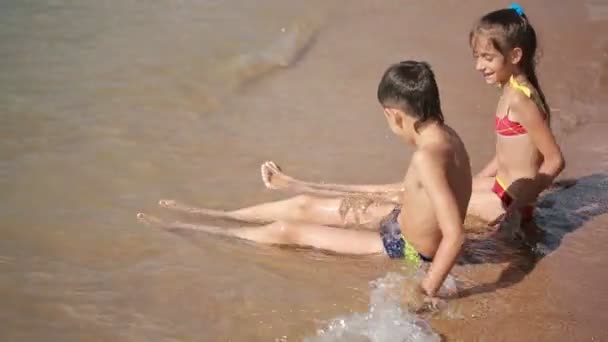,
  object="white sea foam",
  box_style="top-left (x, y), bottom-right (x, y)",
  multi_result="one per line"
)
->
top-left (306, 271), bottom-right (459, 342)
